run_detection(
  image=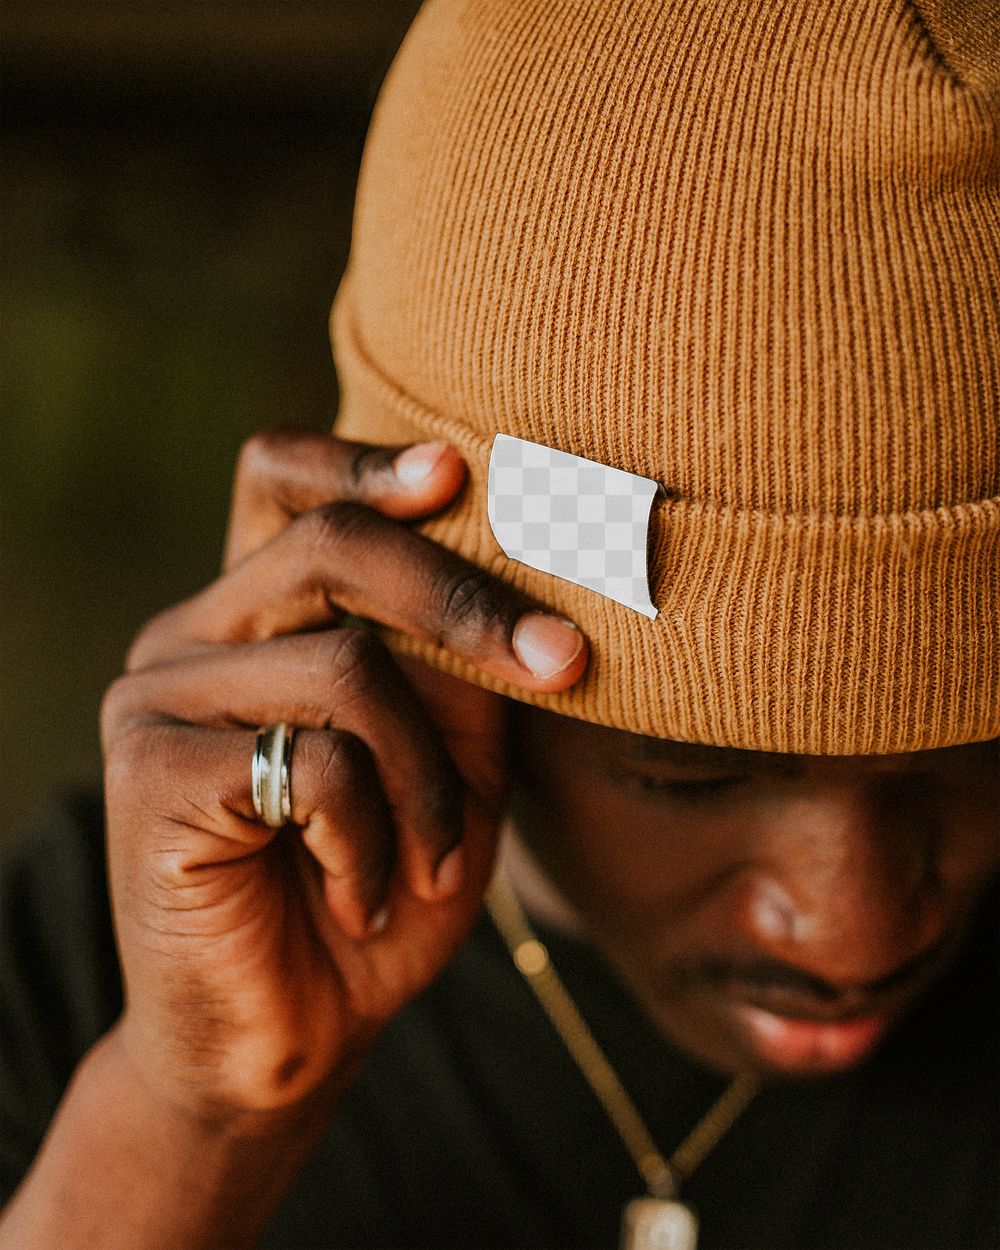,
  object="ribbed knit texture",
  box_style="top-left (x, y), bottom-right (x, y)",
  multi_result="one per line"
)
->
top-left (332, 0), bottom-right (1000, 755)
